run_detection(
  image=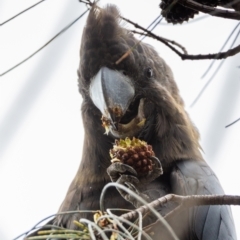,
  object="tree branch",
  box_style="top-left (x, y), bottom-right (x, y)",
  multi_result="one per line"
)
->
top-left (178, 0), bottom-right (240, 20)
top-left (121, 194), bottom-right (240, 222)
top-left (121, 16), bottom-right (240, 62)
